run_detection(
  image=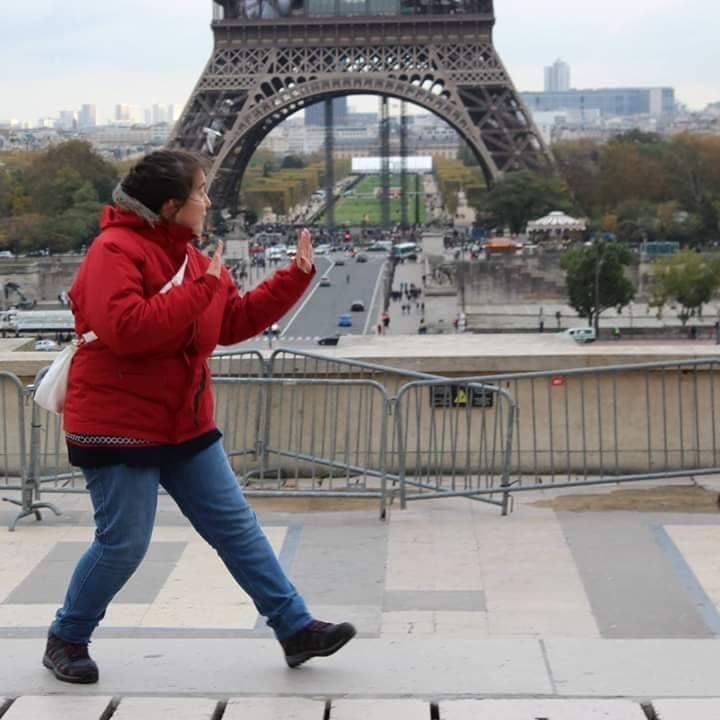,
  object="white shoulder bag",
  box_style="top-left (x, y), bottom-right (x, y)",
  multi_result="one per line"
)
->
top-left (34, 254), bottom-right (189, 415)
